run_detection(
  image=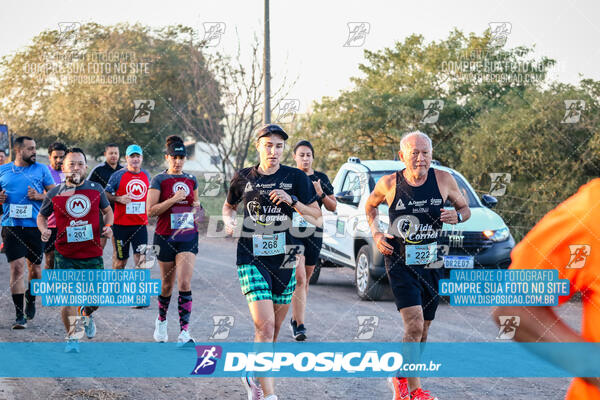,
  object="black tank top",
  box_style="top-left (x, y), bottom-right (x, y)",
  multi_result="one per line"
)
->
top-left (387, 168), bottom-right (444, 260)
